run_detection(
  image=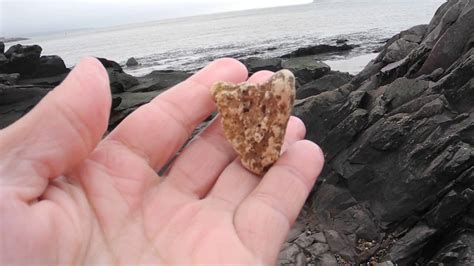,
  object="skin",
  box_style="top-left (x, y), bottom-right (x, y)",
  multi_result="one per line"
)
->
top-left (0, 58), bottom-right (324, 265)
